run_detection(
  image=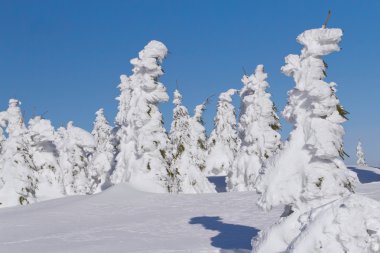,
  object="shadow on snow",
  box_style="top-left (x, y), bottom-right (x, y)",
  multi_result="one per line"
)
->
top-left (189, 216), bottom-right (259, 251)
top-left (207, 176), bottom-right (227, 192)
top-left (348, 167), bottom-right (380, 184)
